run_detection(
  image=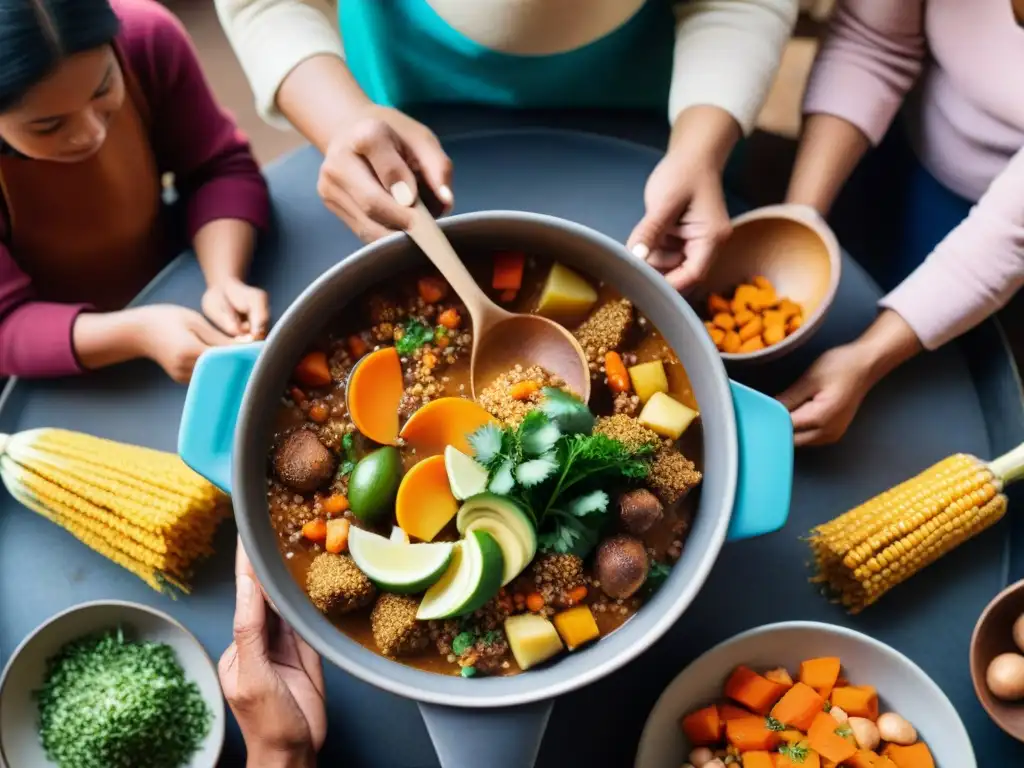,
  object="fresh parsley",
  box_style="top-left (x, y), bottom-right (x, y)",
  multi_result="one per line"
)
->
top-left (451, 631), bottom-right (476, 656)
top-left (468, 389), bottom-right (654, 558)
top-left (835, 724), bottom-right (853, 738)
top-left (481, 630), bottom-right (501, 646)
top-left (644, 559), bottom-right (672, 594)
top-left (765, 716), bottom-right (785, 732)
top-left (778, 742), bottom-right (810, 763)
top-left (394, 317), bottom-right (438, 356)
top-left (823, 700), bottom-right (832, 713)
top-left (337, 432), bottom-right (357, 478)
